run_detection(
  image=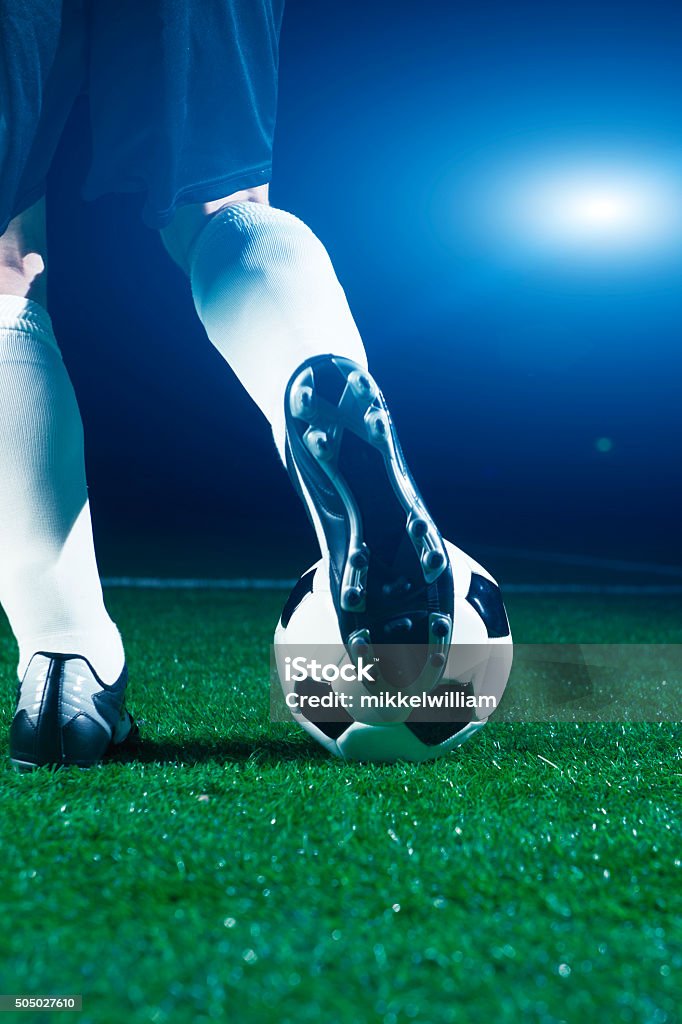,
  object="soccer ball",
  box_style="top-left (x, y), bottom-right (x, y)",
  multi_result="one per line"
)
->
top-left (274, 540), bottom-right (513, 762)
